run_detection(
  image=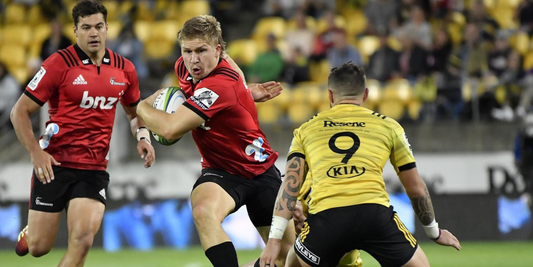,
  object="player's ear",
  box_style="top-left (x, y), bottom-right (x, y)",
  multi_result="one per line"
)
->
top-left (362, 88), bottom-right (369, 102)
top-left (73, 25), bottom-right (77, 38)
top-left (328, 89), bottom-right (334, 106)
top-left (215, 44), bottom-right (222, 58)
